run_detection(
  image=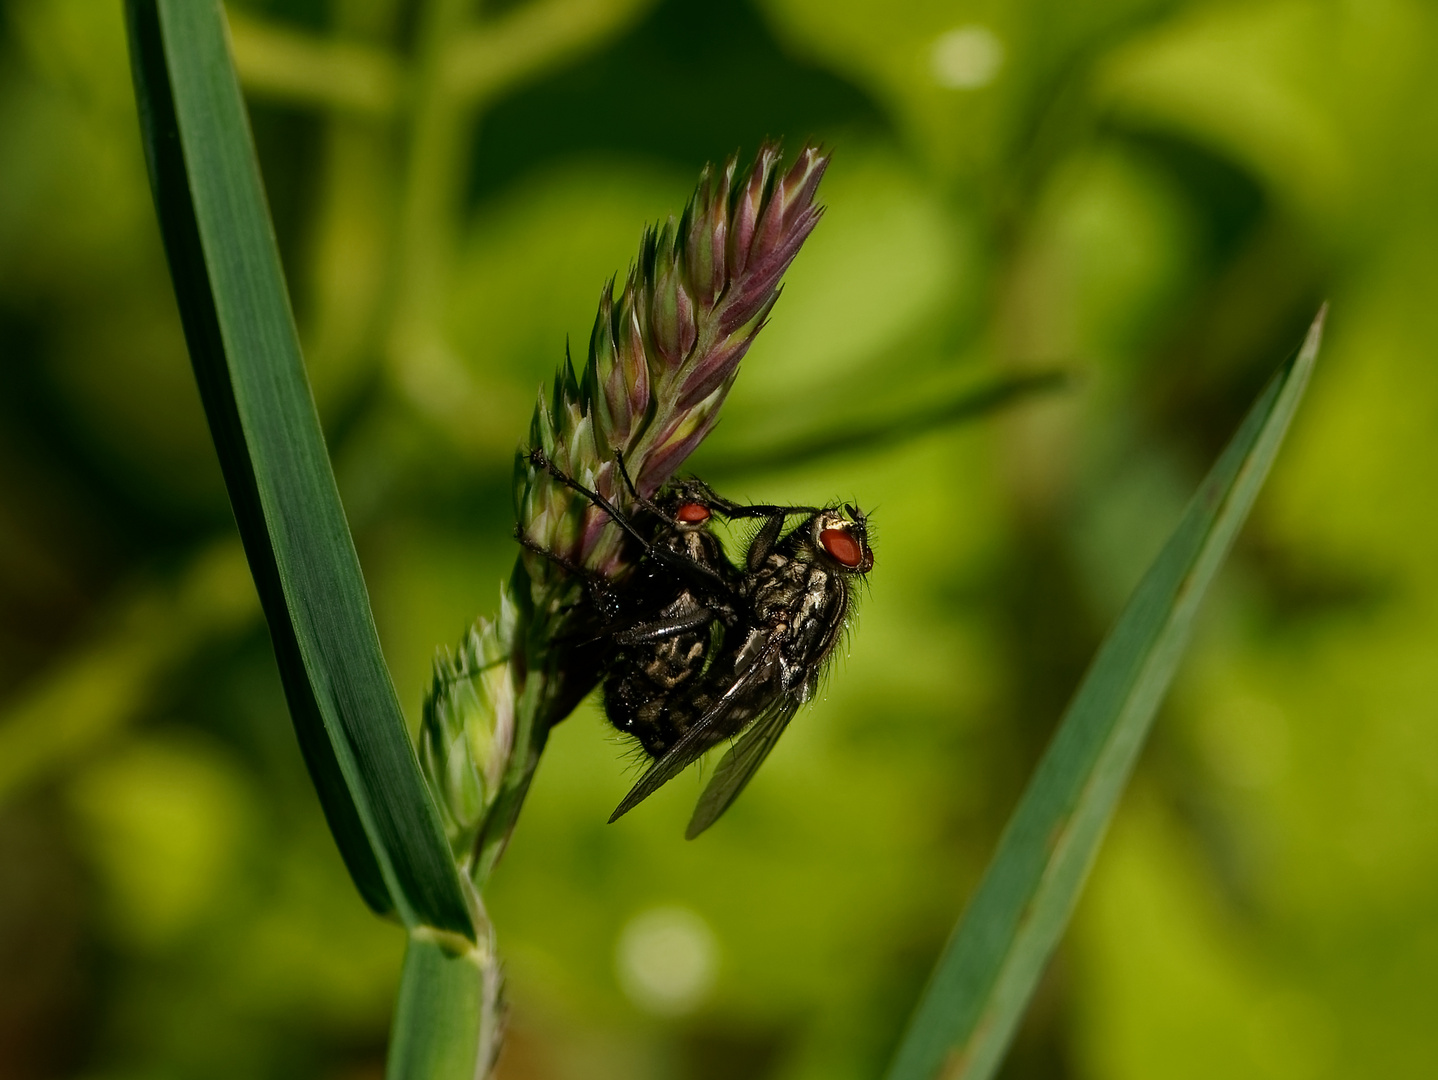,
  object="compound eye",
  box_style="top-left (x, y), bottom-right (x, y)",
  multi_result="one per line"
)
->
top-left (675, 502), bottom-right (711, 524)
top-left (820, 527), bottom-right (864, 568)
